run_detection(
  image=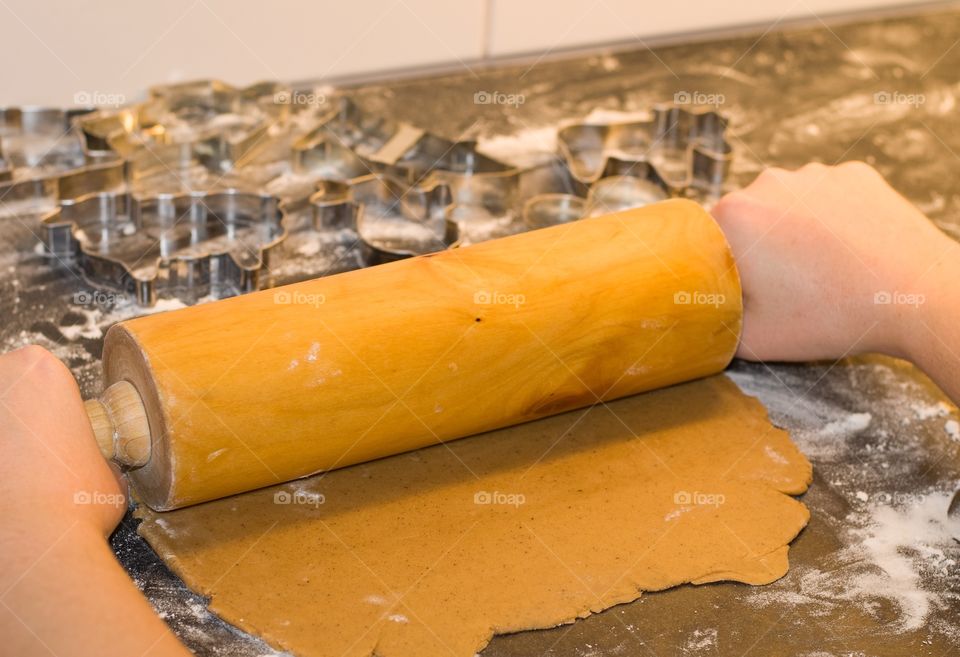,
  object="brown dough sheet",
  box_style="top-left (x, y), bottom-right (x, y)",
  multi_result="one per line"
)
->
top-left (136, 374), bottom-right (812, 657)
